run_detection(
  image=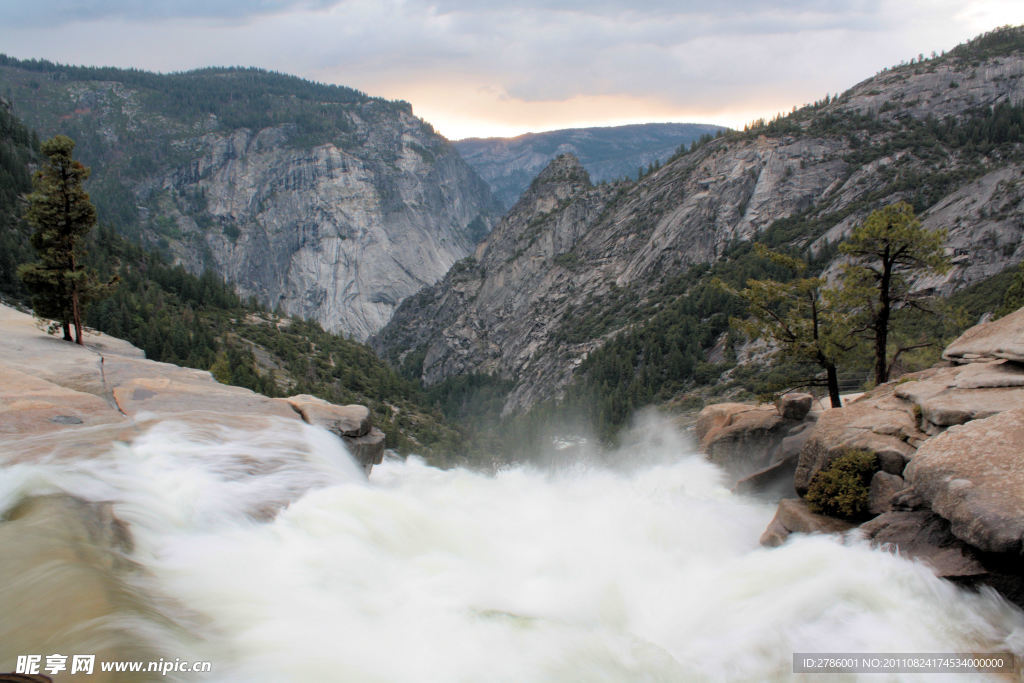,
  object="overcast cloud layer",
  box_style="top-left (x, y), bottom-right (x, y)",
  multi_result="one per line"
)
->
top-left (2, 0), bottom-right (1023, 138)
